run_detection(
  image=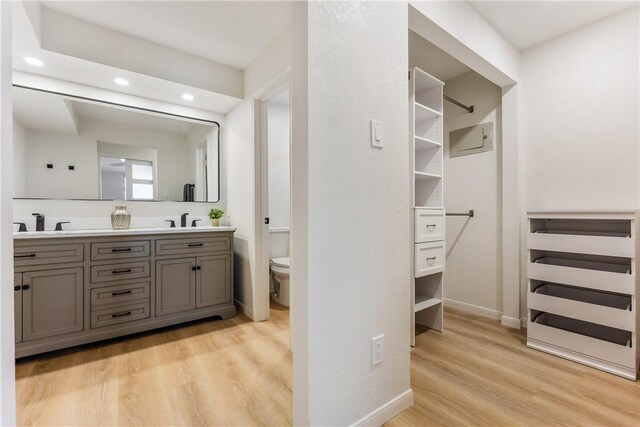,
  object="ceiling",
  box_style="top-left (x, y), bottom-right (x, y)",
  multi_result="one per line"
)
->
top-left (471, 1), bottom-right (637, 50)
top-left (73, 102), bottom-right (212, 135)
top-left (13, 86), bottom-right (212, 136)
top-left (13, 87), bottom-right (78, 134)
top-left (42, 1), bottom-right (292, 69)
top-left (409, 31), bottom-right (471, 82)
